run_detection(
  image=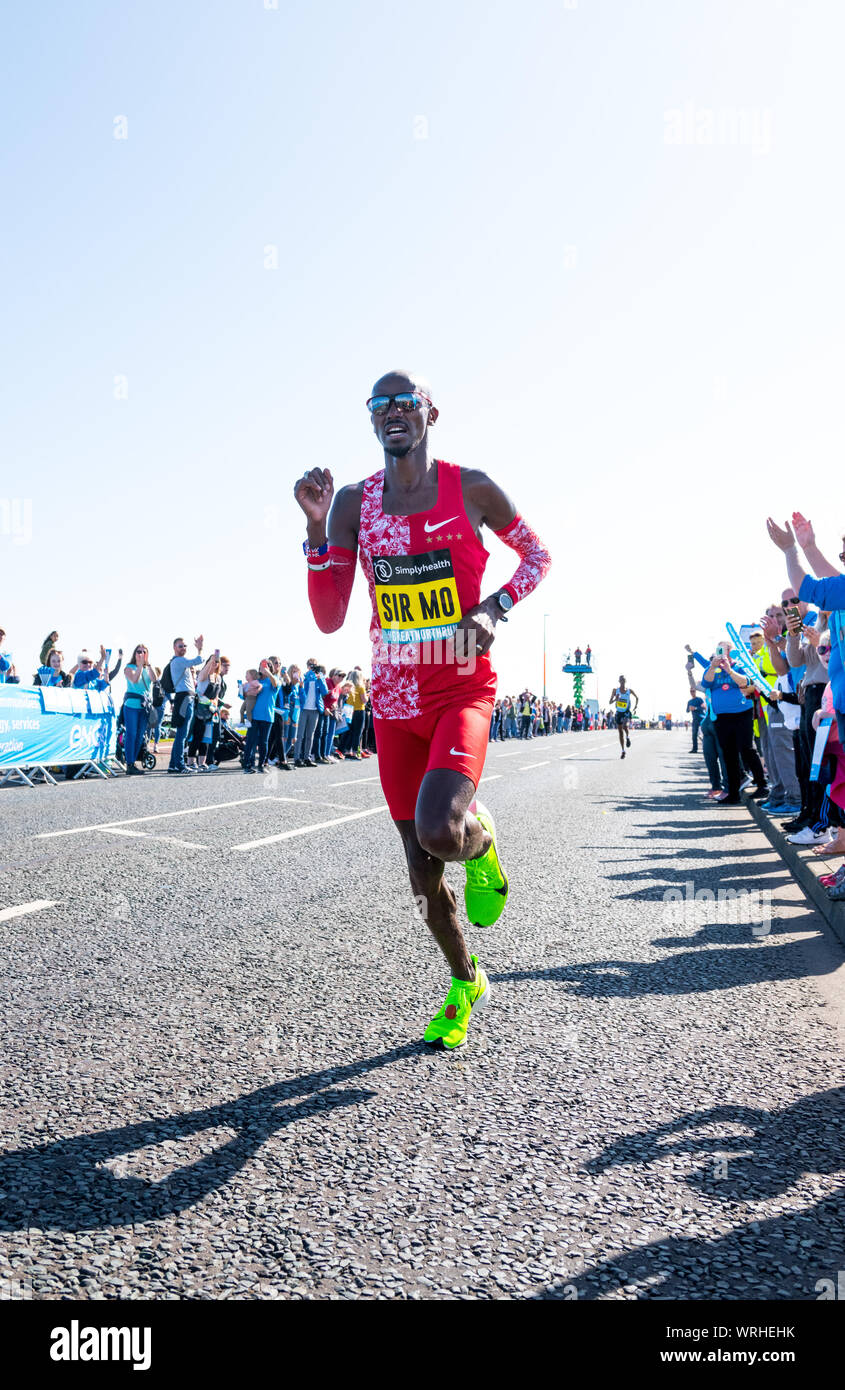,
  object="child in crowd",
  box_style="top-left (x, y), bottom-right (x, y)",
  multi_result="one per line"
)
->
top-left (240, 669), bottom-right (261, 725)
